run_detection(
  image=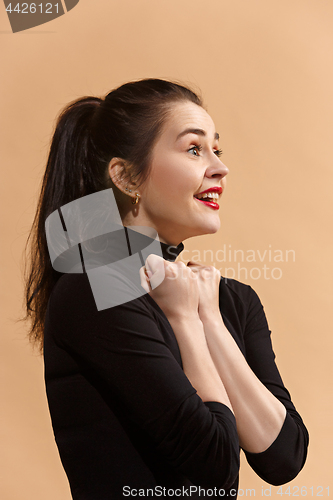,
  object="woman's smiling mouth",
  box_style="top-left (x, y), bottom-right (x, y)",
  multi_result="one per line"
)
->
top-left (194, 186), bottom-right (222, 210)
